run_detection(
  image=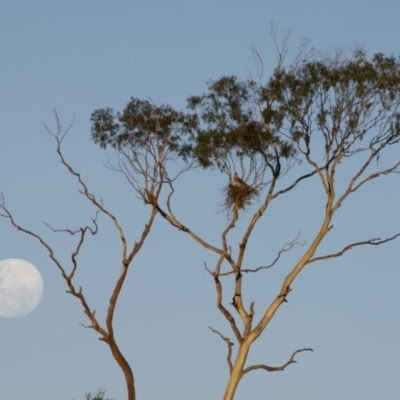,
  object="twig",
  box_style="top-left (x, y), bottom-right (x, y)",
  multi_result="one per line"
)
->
top-left (209, 326), bottom-right (234, 374)
top-left (309, 233), bottom-right (400, 263)
top-left (243, 348), bottom-right (313, 374)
